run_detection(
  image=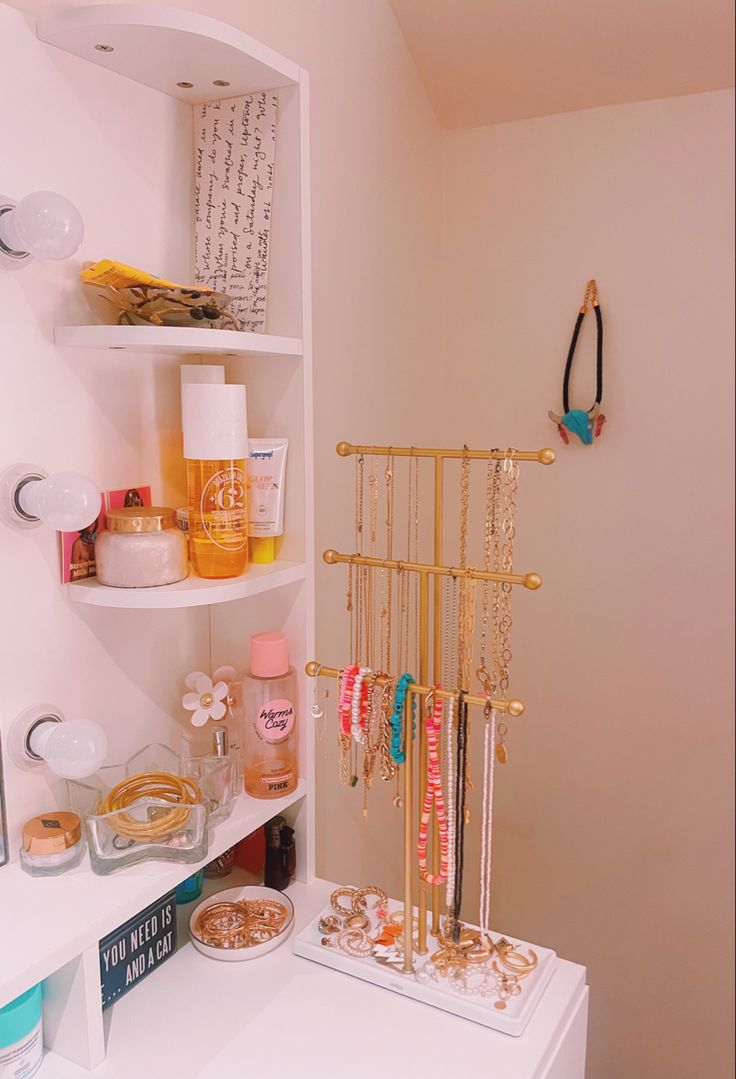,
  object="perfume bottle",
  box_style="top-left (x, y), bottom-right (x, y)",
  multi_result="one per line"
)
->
top-left (263, 816), bottom-right (296, 891)
top-left (182, 382), bottom-right (249, 579)
top-left (242, 632), bottom-right (298, 799)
